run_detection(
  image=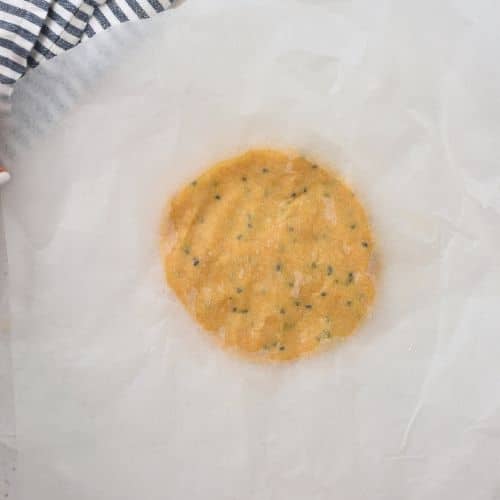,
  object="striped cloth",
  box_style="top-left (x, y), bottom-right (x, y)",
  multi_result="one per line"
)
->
top-left (0, 0), bottom-right (175, 112)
